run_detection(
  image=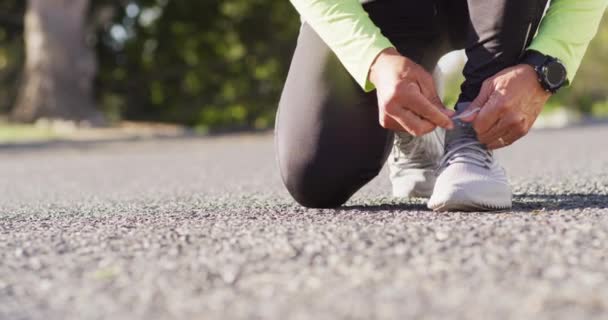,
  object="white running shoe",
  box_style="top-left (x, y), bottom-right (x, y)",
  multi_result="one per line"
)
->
top-left (389, 129), bottom-right (444, 198)
top-left (427, 106), bottom-right (512, 212)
